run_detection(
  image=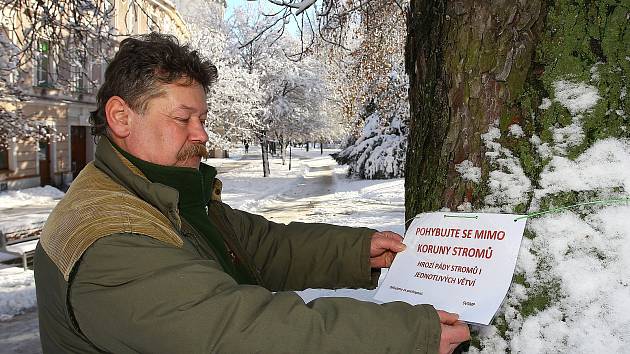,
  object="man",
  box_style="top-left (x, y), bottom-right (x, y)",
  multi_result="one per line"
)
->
top-left (34, 33), bottom-right (469, 353)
